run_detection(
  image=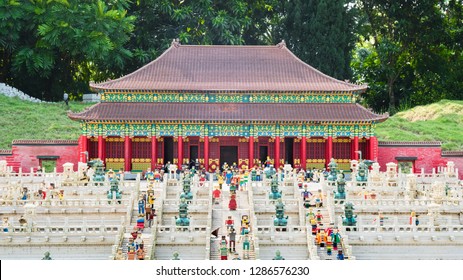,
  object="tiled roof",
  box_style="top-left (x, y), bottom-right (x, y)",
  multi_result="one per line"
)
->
top-left (12, 140), bottom-right (78, 145)
top-left (91, 42), bottom-right (367, 92)
top-left (378, 141), bottom-right (442, 147)
top-left (0, 149), bottom-right (12, 155)
top-left (442, 151), bottom-right (463, 157)
top-left (68, 102), bottom-right (387, 122)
